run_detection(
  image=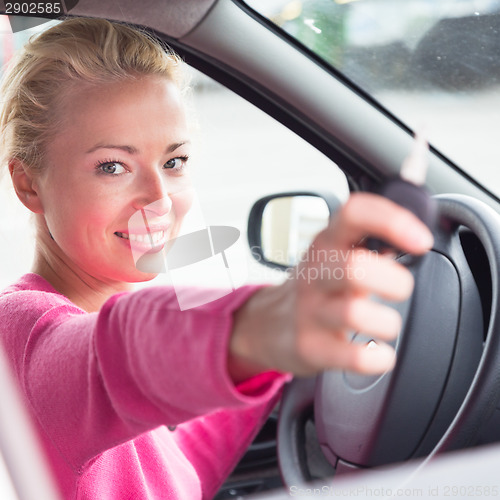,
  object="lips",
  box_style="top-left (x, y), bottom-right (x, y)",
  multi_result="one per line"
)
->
top-left (114, 227), bottom-right (169, 252)
top-left (115, 230), bottom-right (165, 246)
top-left (121, 206), bottom-right (173, 262)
